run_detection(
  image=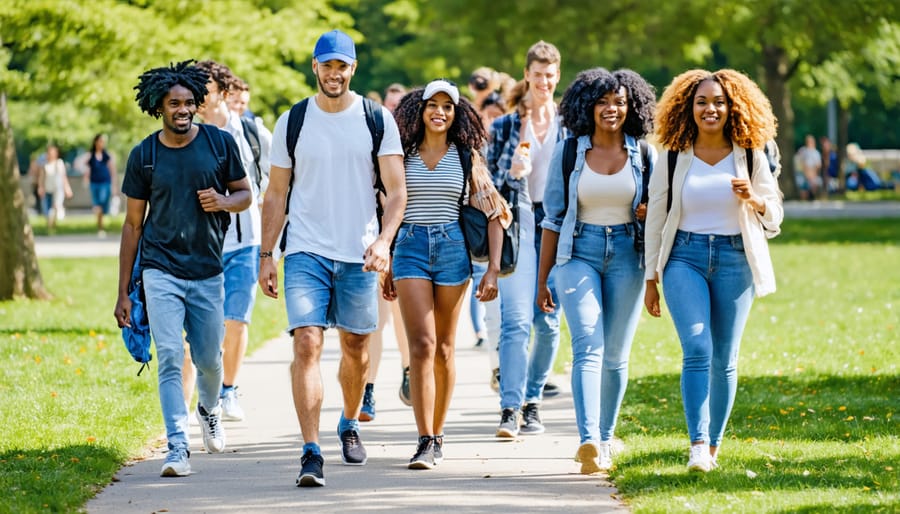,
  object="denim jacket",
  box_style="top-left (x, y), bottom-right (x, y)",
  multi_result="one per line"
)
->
top-left (486, 111), bottom-right (568, 199)
top-left (540, 133), bottom-right (657, 267)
